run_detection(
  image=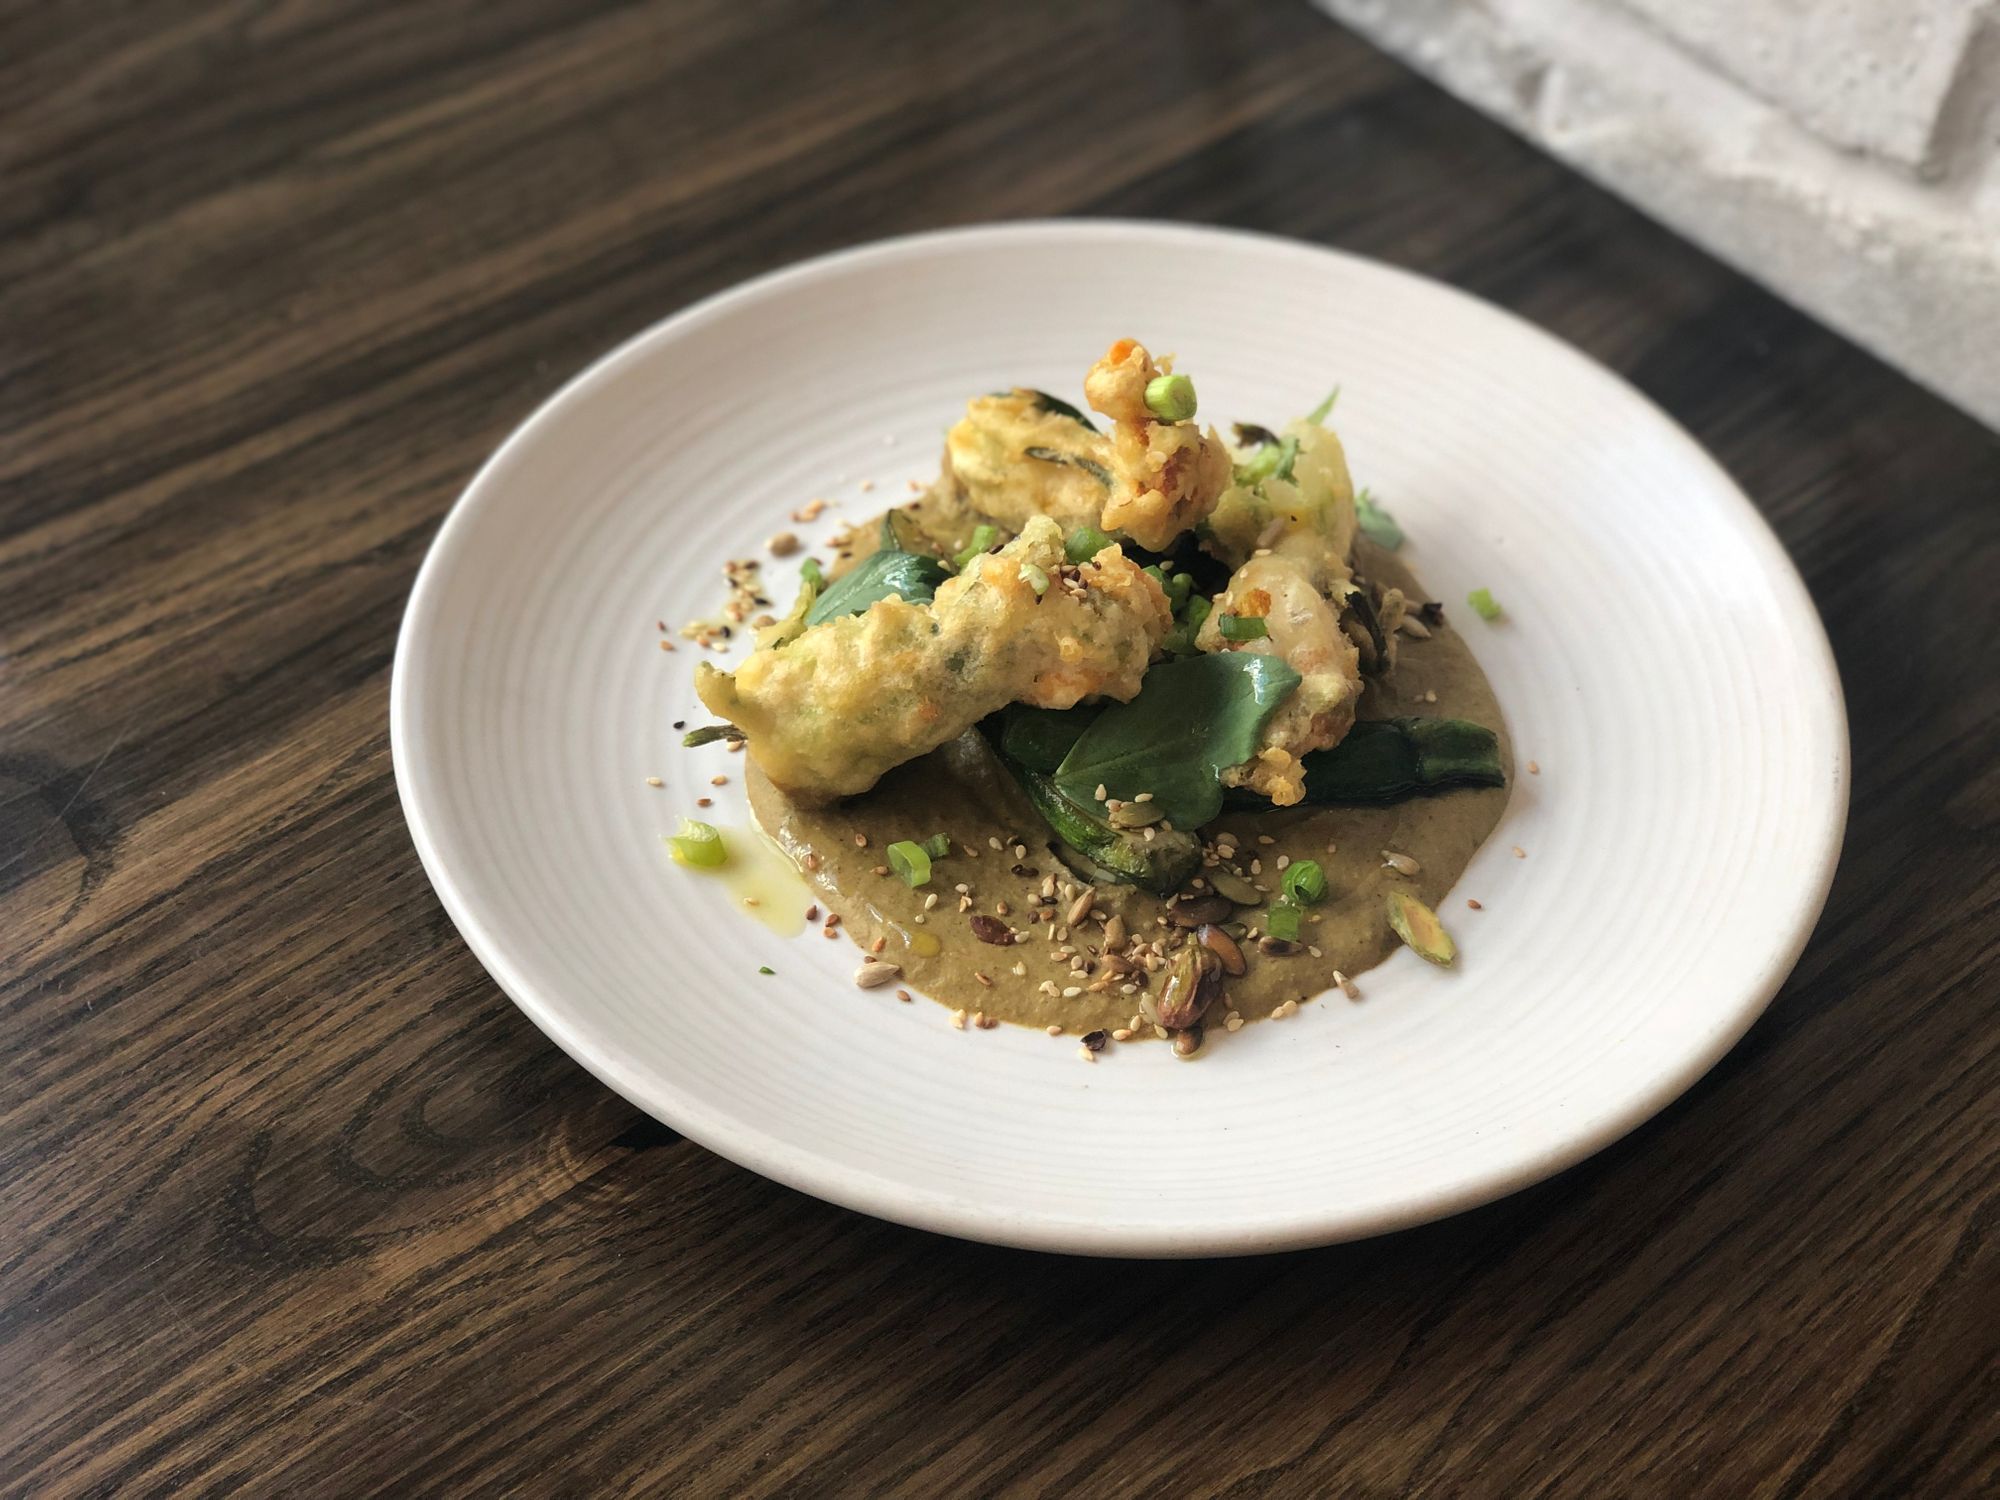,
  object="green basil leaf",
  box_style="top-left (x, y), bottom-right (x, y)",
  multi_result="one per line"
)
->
top-left (998, 704), bottom-right (1098, 772)
top-left (1225, 717), bottom-right (1504, 807)
top-left (1026, 389), bottom-right (1099, 432)
top-left (804, 550), bottom-right (950, 626)
top-left (1052, 653), bottom-right (1302, 830)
